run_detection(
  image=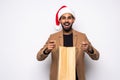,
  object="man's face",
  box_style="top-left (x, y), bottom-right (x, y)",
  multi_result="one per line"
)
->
top-left (59, 13), bottom-right (75, 32)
